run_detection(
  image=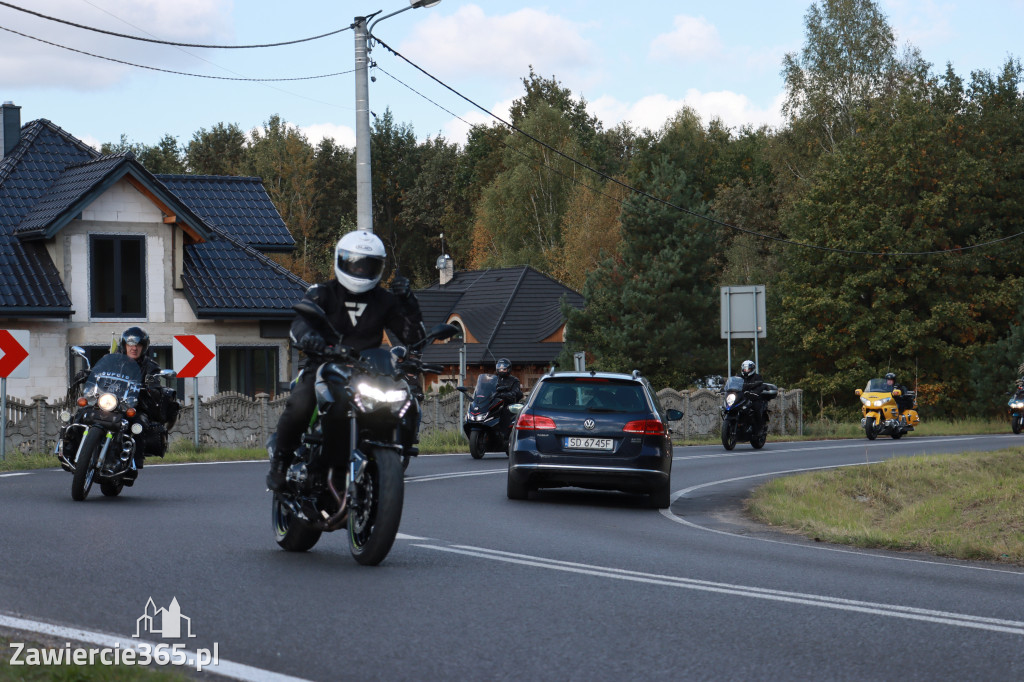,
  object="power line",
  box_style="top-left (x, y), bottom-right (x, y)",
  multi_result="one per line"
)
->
top-left (0, 0), bottom-right (350, 48)
top-left (0, 24), bottom-right (353, 81)
top-left (371, 35), bottom-right (1024, 259)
